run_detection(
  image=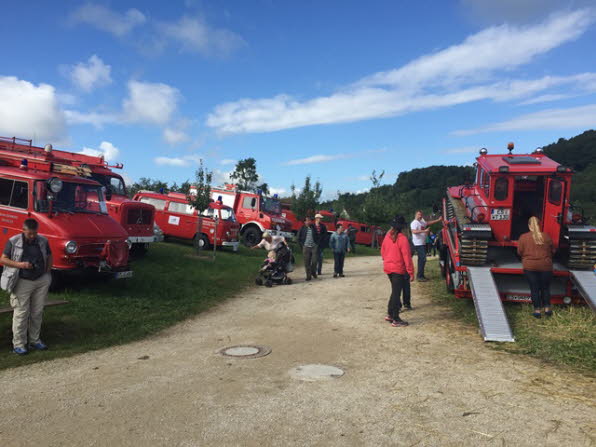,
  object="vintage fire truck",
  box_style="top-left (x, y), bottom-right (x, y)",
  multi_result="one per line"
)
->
top-left (0, 137), bottom-right (158, 255)
top-left (0, 137), bottom-right (132, 277)
top-left (134, 191), bottom-right (241, 251)
top-left (210, 185), bottom-right (293, 246)
top-left (439, 143), bottom-right (595, 342)
top-left (280, 203), bottom-right (301, 233)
